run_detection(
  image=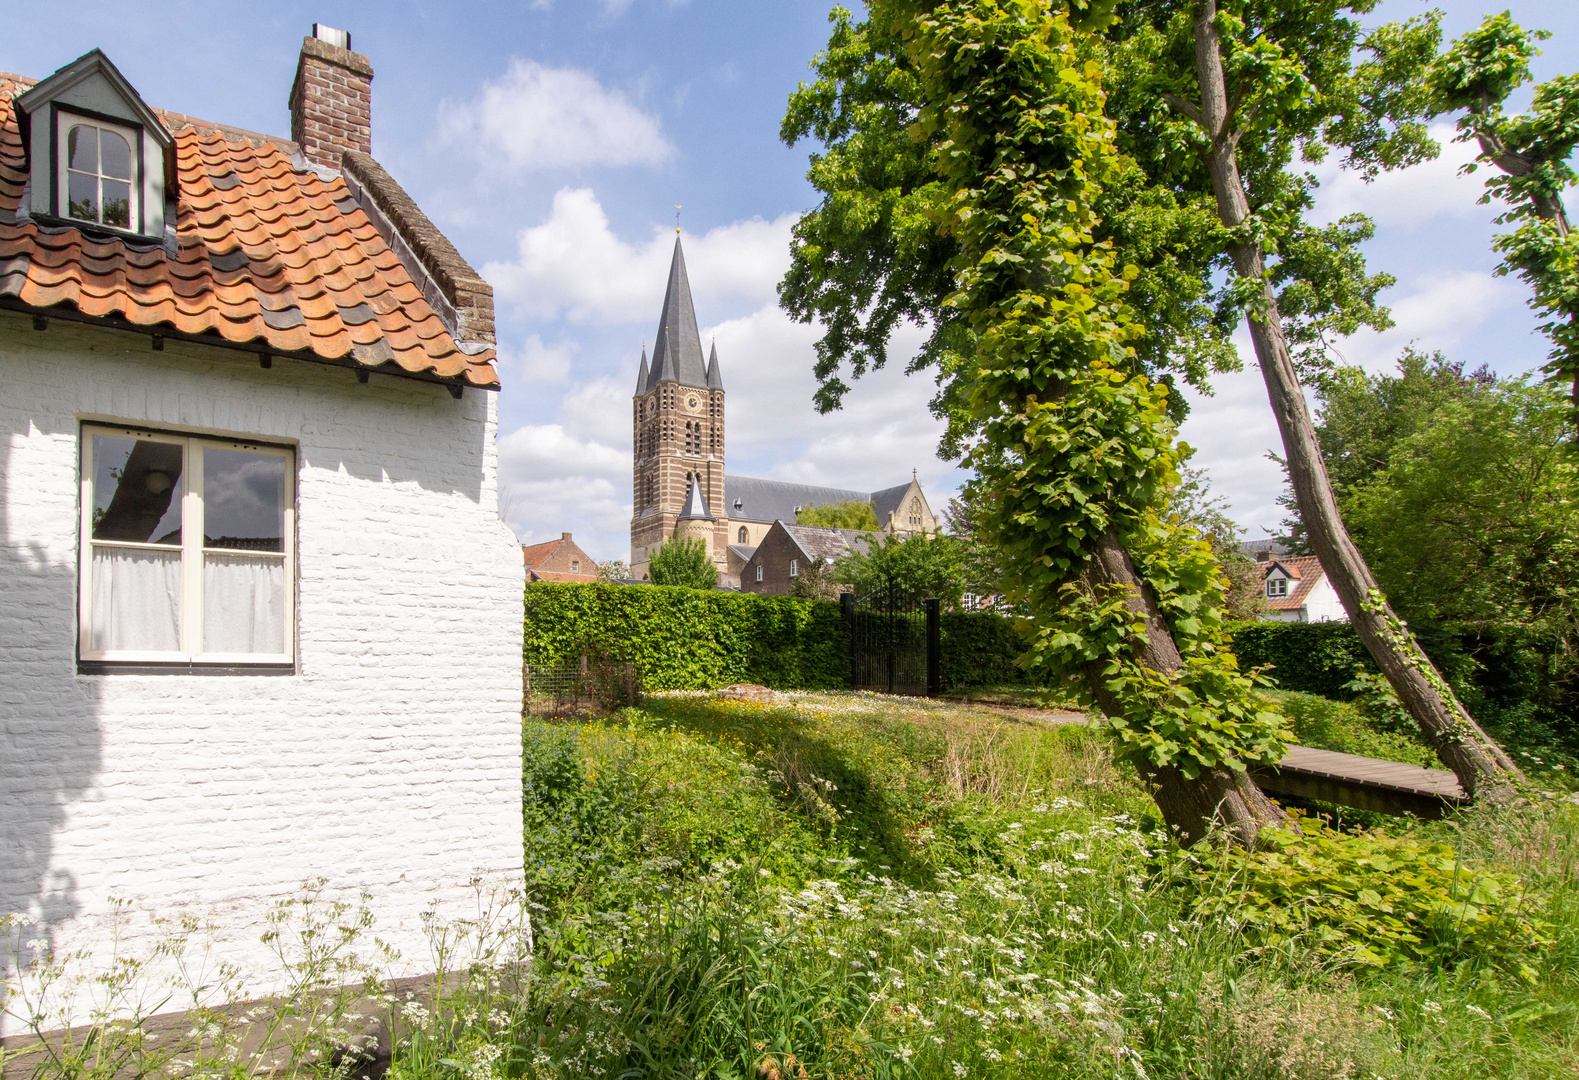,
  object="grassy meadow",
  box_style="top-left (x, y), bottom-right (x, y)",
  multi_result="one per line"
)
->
top-left (478, 691), bottom-right (1578, 1080)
